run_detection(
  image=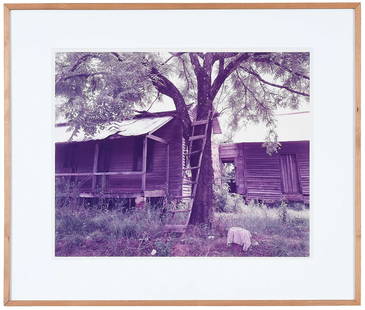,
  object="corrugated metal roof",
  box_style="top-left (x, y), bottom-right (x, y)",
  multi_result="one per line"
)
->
top-left (232, 111), bottom-right (311, 142)
top-left (55, 116), bottom-right (173, 143)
